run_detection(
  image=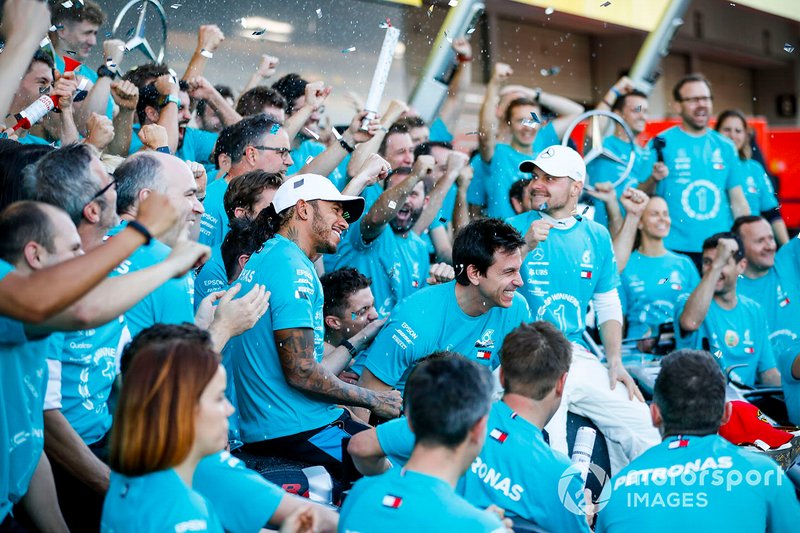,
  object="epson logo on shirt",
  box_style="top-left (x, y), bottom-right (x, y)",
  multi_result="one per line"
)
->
top-left (470, 456), bottom-right (524, 502)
